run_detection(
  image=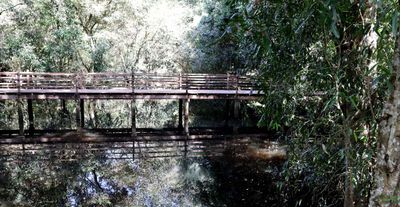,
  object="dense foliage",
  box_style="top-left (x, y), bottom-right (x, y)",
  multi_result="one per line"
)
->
top-left (191, 0), bottom-right (400, 205)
